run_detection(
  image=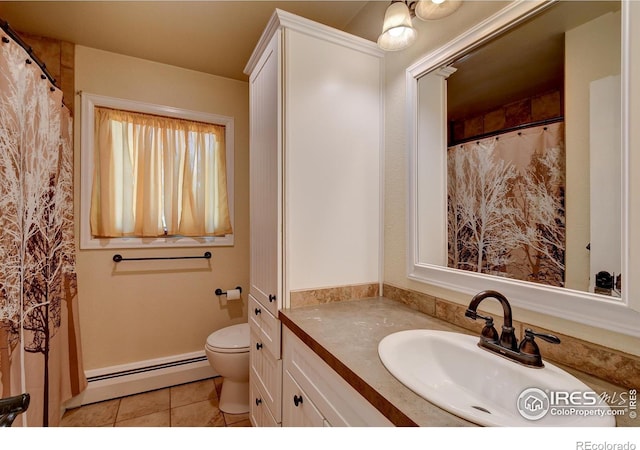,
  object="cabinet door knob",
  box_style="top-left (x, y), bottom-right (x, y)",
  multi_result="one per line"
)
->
top-left (255, 398), bottom-right (262, 406)
top-left (256, 342), bottom-right (263, 350)
top-left (254, 307), bottom-right (261, 315)
top-left (293, 395), bottom-right (303, 407)
top-left (268, 294), bottom-right (276, 303)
